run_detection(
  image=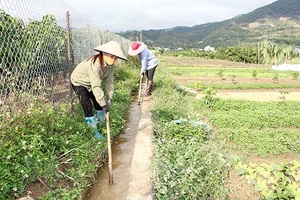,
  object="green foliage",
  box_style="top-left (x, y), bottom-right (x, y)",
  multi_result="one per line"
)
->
top-left (236, 161), bottom-right (300, 199)
top-left (252, 70), bottom-right (258, 79)
top-left (0, 60), bottom-right (138, 199)
top-left (202, 88), bottom-right (219, 108)
top-left (114, 60), bottom-right (140, 93)
top-left (125, 55), bottom-right (140, 69)
top-left (217, 69), bottom-right (225, 80)
top-left (205, 99), bottom-right (300, 155)
top-left (161, 54), bottom-right (300, 199)
top-left (0, 100), bottom-right (102, 199)
top-left (0, 7), bottom-right (138, 200)
top-left (272, 73), bottom-right (279, 83)
top-left (278, 90), bottom-right (289, 101)
top-left (196, 68), bottom-right (300, 199)
top-left (165, 39), bottom-right (297, 65)
top-left (0, 10), bottom-right (68, 94)
top-left (40, 188), bottom-right (81, 200)
top-left (151, 69), bottom-right (229, 199)
top-left (291, 71), bottom-right (299, 80)
top-left (258, 39), bottom-right (294, 65)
